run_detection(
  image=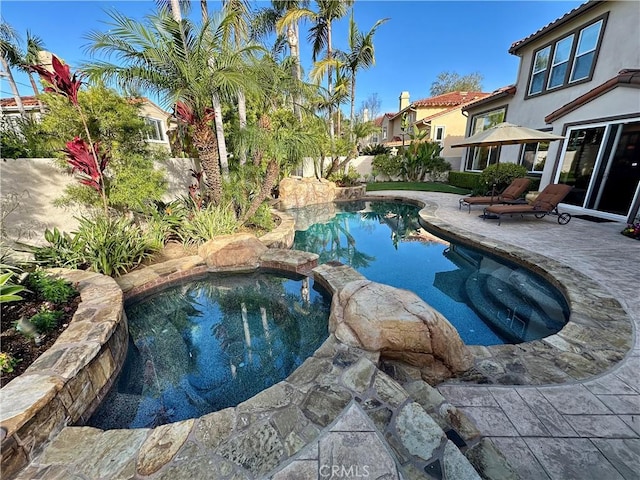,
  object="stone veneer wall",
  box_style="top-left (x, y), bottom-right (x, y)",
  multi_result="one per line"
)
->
top-left (0, 269), bottom-right (128, 479)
